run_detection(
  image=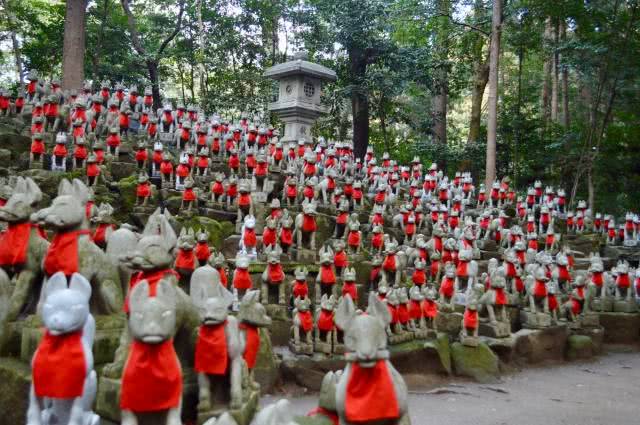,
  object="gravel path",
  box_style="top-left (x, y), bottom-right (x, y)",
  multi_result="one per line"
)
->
top-left (263, 350), bottom-right (640, 425)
